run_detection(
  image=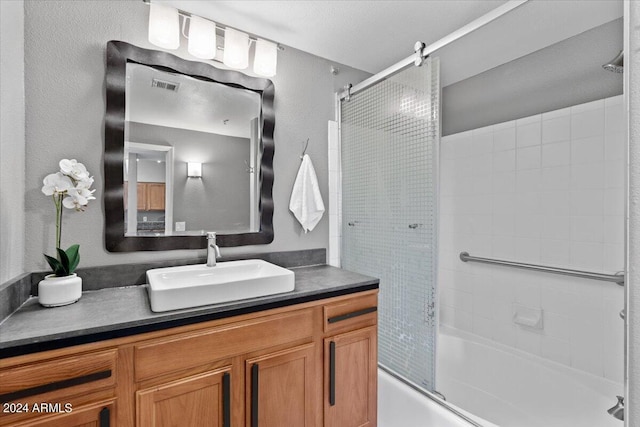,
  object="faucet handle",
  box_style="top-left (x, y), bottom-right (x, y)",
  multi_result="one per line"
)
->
top-left (206, 231), bottom-right (216, 239)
